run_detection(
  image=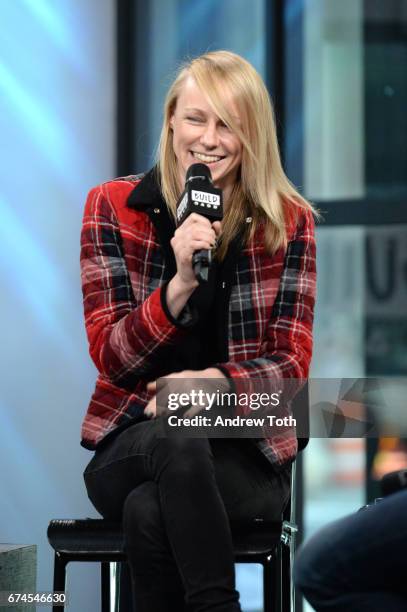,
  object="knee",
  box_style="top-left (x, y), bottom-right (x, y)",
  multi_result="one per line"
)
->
top-left (294, 522), bottom-right (344, 600)
top-left (154, 436), bottom-right (213, 480)
top-left (294, 533), bottom-right (332, 594)
top-left (294, 534), bottom-right (325, 591)
top-left (160, 435), bottom-right (211, 461)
